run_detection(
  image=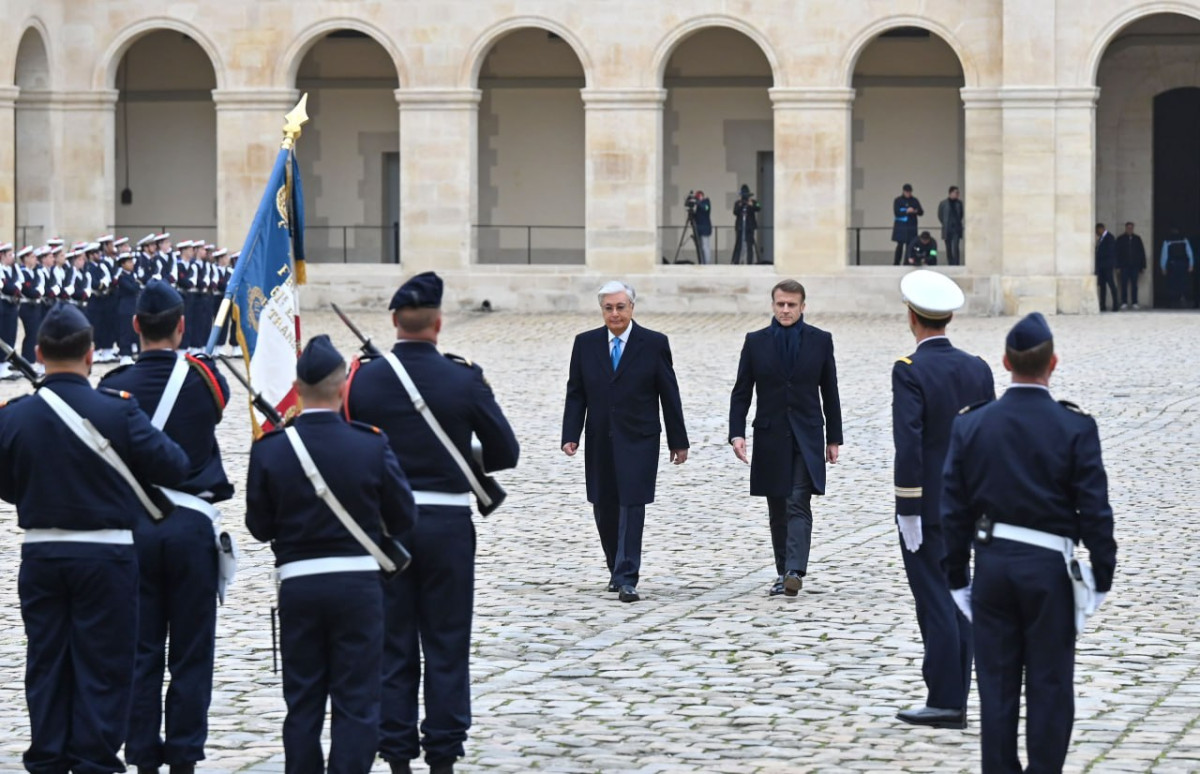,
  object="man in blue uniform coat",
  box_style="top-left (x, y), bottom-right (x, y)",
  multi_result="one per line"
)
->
top-left (0, 303), bottom-right (189, 774)
top-left (100, 280), bottom-right (232, 774)
top-left (942, 312), bottom-right (1117, 773)
top-left (562, 280), bottom-right (690, 603)
top-left (729, 279), bottom-right (842, 597)
top-left (891, 270), bottom-right (995, 730)
top-left (114, 251), bottom-right (141, 365)
top-left (892, 184), bottom-right (924, 265)
top-left (344, 272), bottom-right (519, 774)
top-left (248, 335), bottom-right (417, 774)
